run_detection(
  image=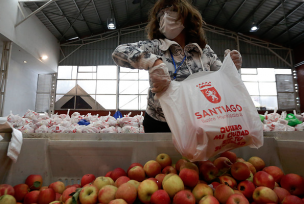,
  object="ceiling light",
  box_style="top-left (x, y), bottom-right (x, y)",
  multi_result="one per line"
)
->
top-left (23, 61), bottom-right (27, 63)
top-left (107, 18), bottom-right (116, 29)
top-left (250, 22), bottom-right (259, 32)
top-left (68, 37), bottom-right (79, 41)
top-left (41, 55), bottom-right (48, 60)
